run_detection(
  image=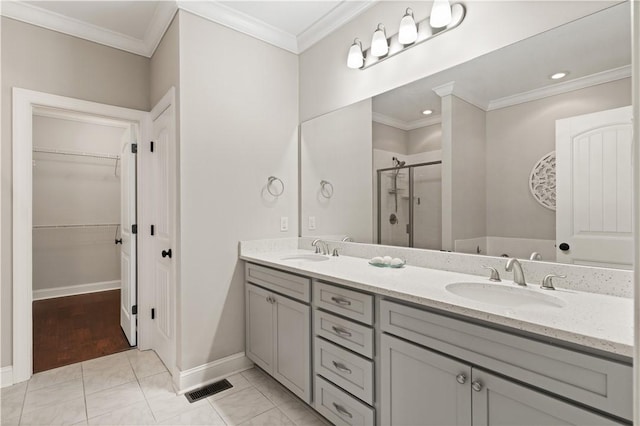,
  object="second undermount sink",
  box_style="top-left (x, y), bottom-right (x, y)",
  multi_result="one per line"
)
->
top-left (280, 254), bottom-right (329, 263)
top-left (445, 282), bottom-right (565, 309)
